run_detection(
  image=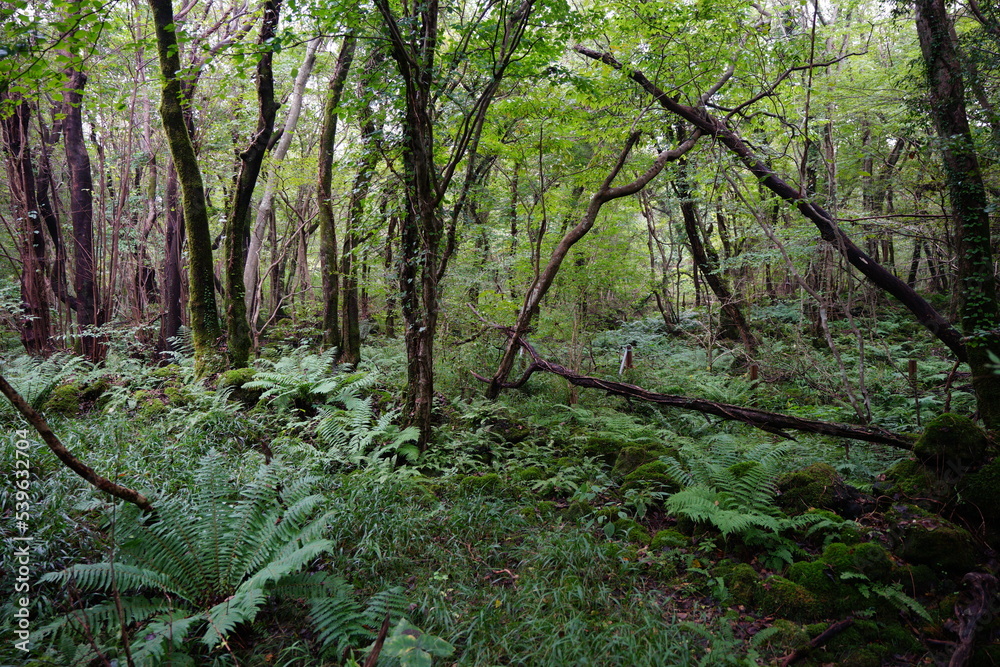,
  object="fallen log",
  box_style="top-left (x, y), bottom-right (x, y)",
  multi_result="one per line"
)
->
top-left (473, 336), bottom-right (915, 450)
